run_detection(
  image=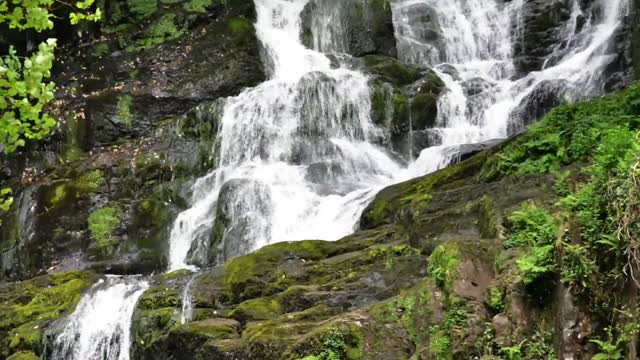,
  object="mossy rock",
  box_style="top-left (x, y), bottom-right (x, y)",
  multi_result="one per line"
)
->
top-left (362, 55), bottom-right (422, 86)
top-left (137, 285), bottom-right (181, 310)
top-left (230, 297), bottom-right (282, 322)
top-left (0, 271), bottom-right (96, 358)
top-left (6, 351), bottom-right (40, 360)
top-left (222, 240), bottom-right (375, 303)
top-left (176, 318), bottom-right (241, 340)
top-left (360, 150), bottom-right (491, 230)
